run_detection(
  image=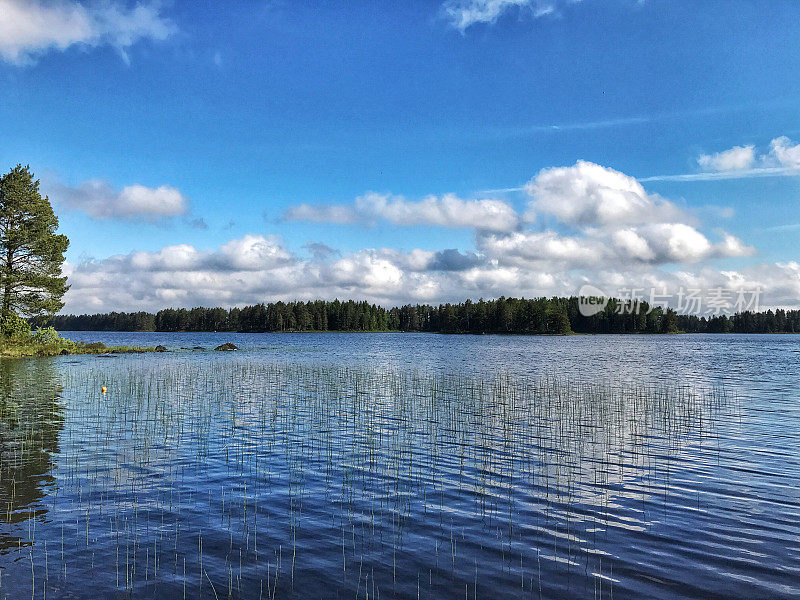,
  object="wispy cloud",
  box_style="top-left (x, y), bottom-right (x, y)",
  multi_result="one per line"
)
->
top-left (478, 186), bottom-right (527, 194)
top-left (639, 166), bottom-right (800, 183)
top-left (490, 136), bottom-right (800, 189)
top-left (442, 0), bottom-right (570, 31)
top-left (641, 136), bottom-right (800, 182)
top-left (493, 166), bottom-right (800, 188)
top-left (475, 101), bottom-right (791, 144)
top-left (758, 223), bottom-right (800, 233)
top-left (492, 115), bottom-right (651, 138)
top-left (0, 0), bottom-right (175, 65)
